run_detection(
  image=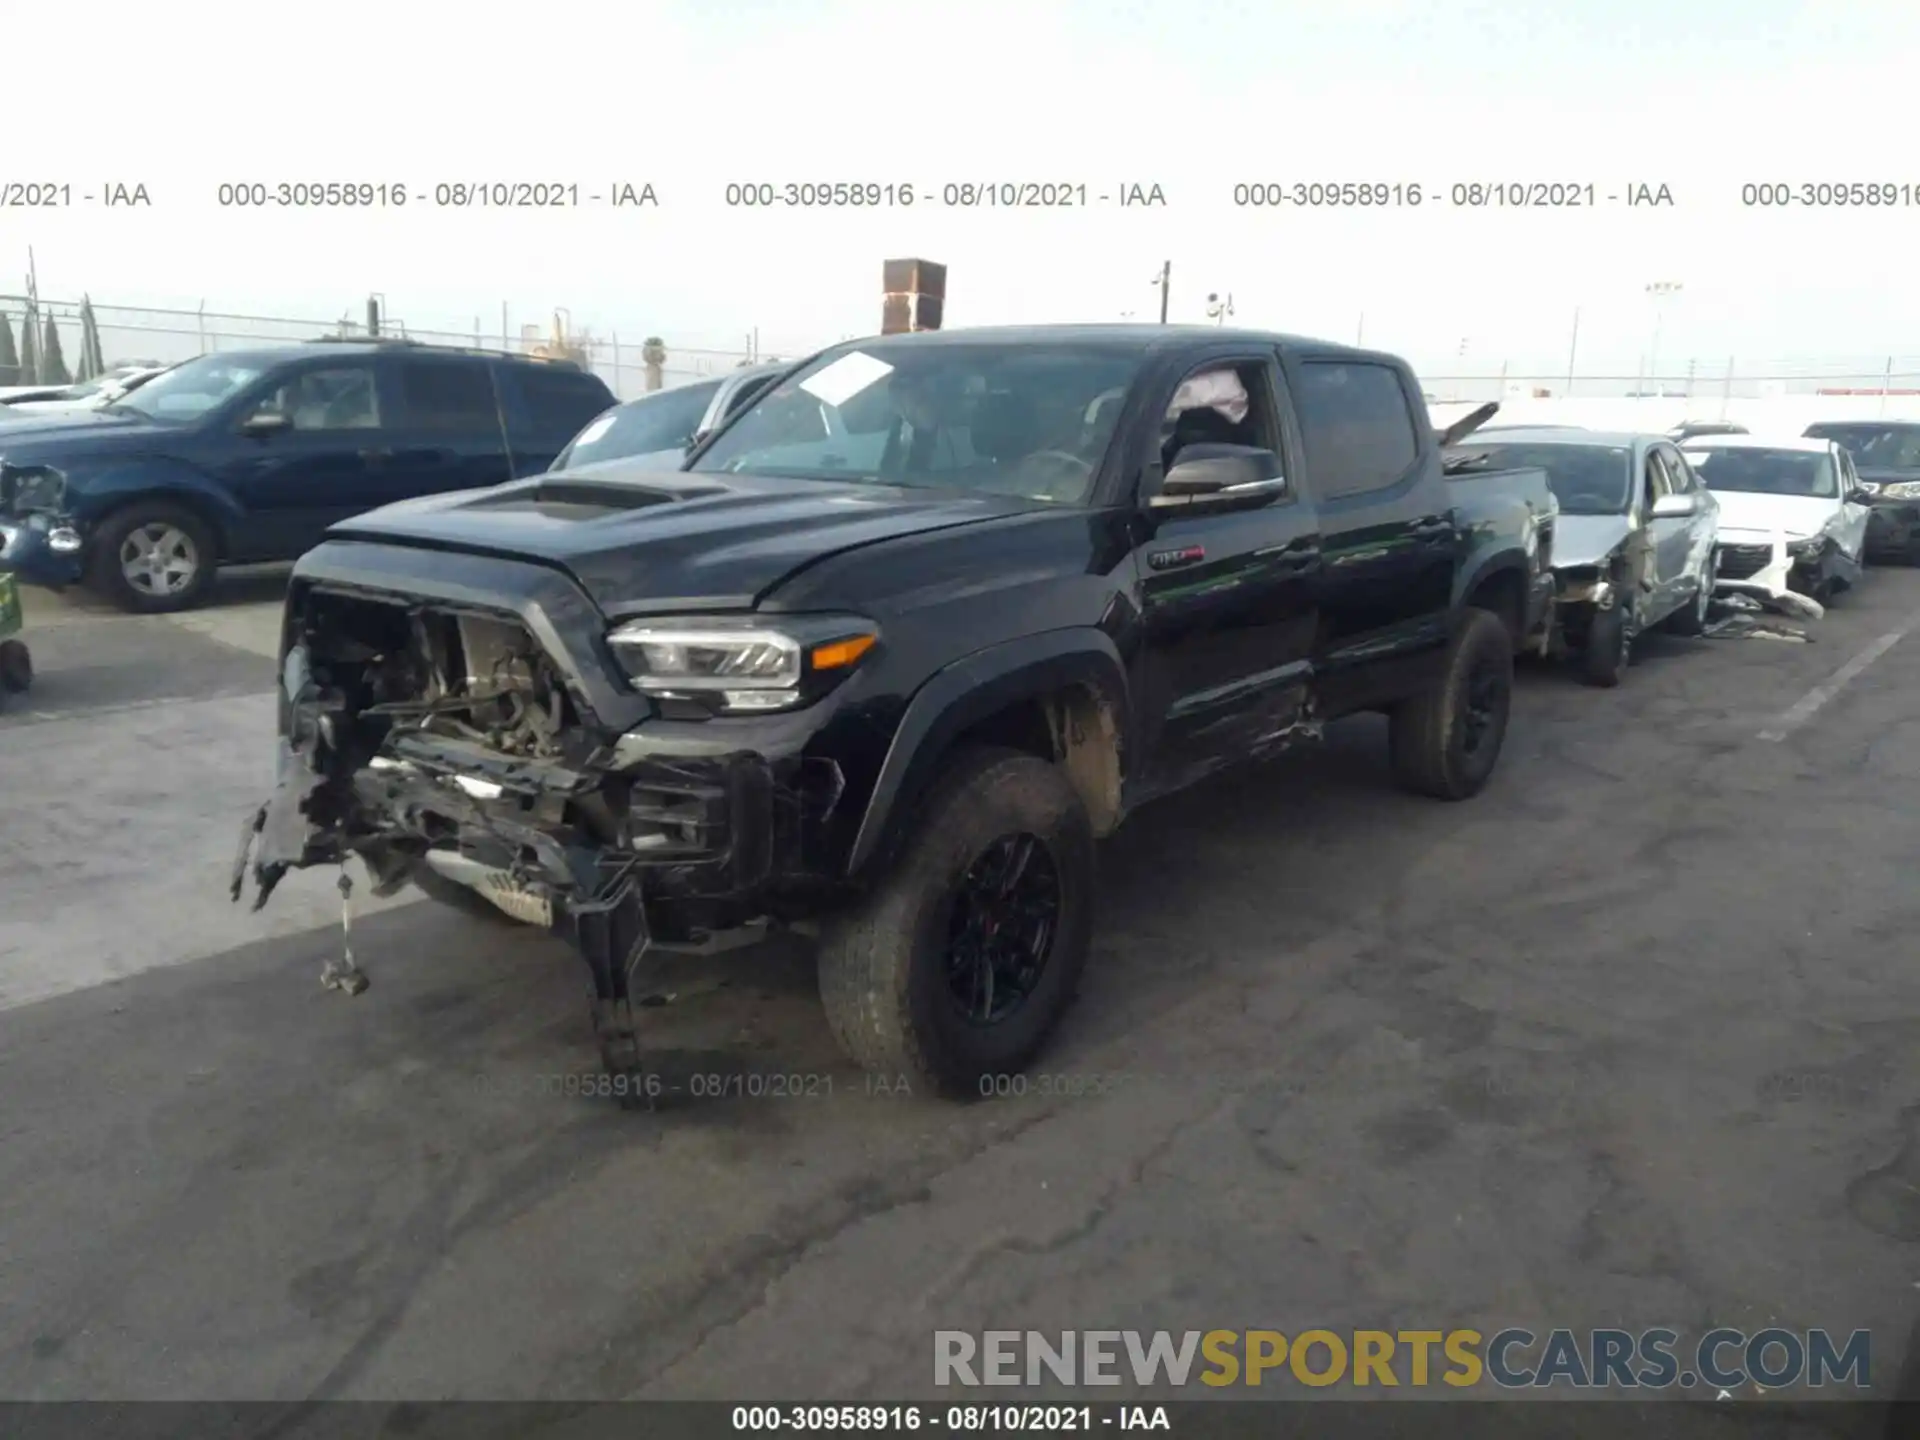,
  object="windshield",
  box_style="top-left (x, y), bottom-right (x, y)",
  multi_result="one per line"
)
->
top-left (1805, 426), bottom-right (1920, 470)
top-left (1684, 447), bottom-right (1837, 498)
top-left (689, 342), bottom-right (1143, 505)
top-left (1448, 442), bottom-right (1632, 515)
top-left (556, 381), bottom-right (721, 469)
top-left (113, 355), bottom-right (267, 421)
